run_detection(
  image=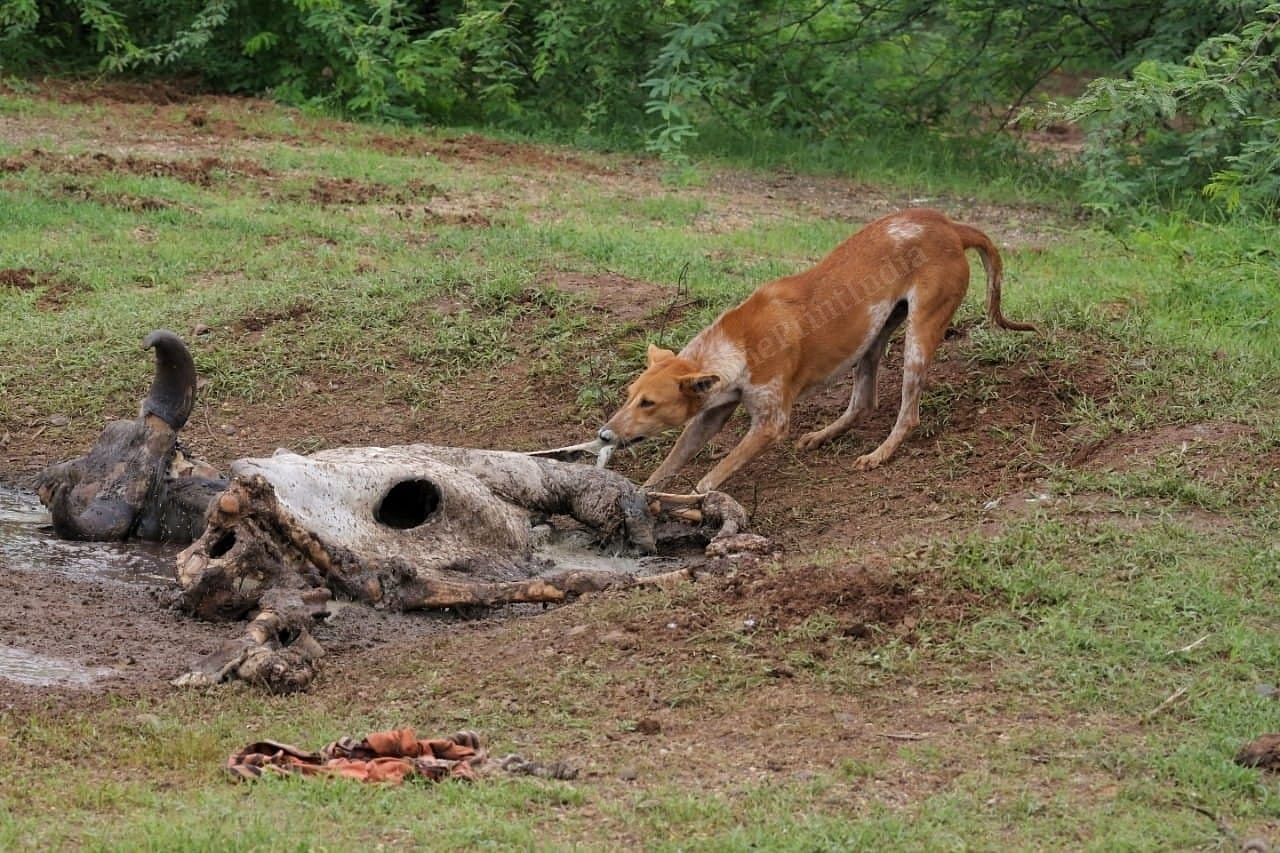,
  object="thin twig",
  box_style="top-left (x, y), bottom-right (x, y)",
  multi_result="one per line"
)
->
top-left (1167, 634), bottom-right (1210, 655)
top-left (1183, 802), bottom-right (1239, 846)
top-left (656, 261), bottom-right (693, 348)
top-left (1142, 685), bottom-right (1190, 723)
top-left (1221, 13), bottom-right (1280, 88)
top-left (878, 731), bottom-right (934, 741)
